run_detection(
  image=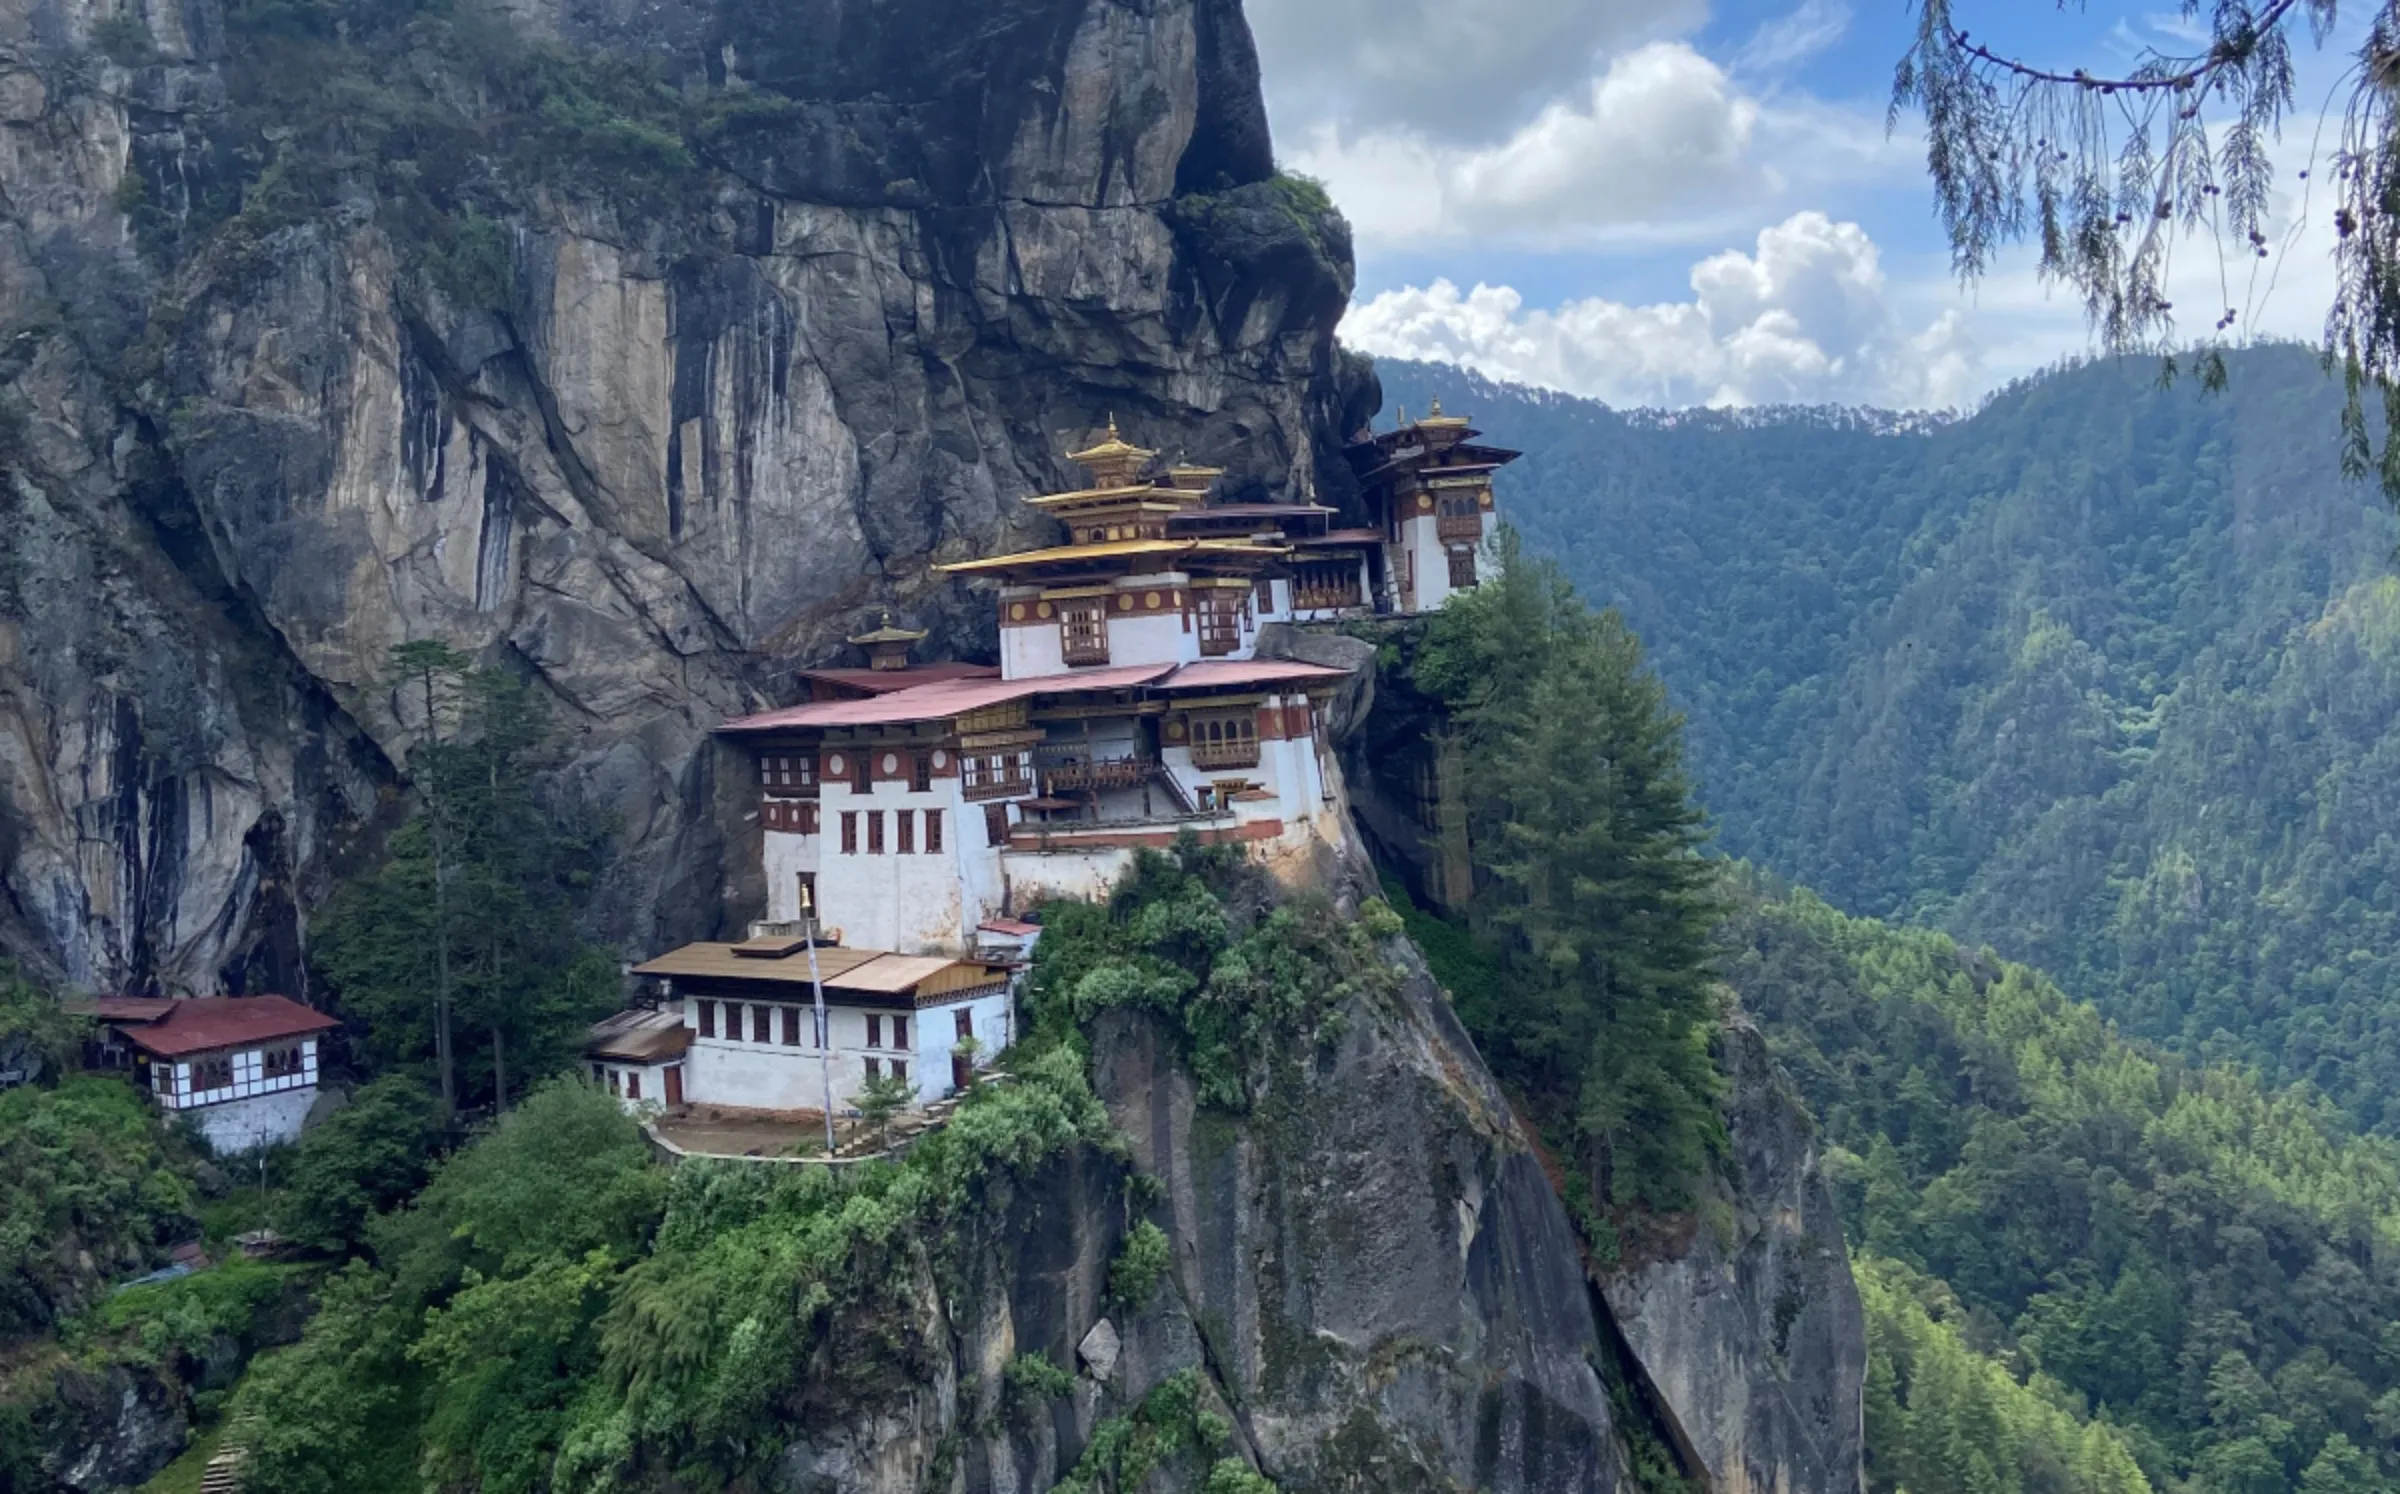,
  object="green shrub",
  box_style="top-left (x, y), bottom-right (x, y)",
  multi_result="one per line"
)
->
top-left (1029, 840), bottom-right (1394, 1112)
top-left (1108, 1219), bottom-right (1172, 1309)
top-left (1204, 1458), bottom-right (1281, 1494)
top-left (1004, 1350), bottom-right (1077, 1411)
top-left (0, 1075), bottom-right (199, 1334)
